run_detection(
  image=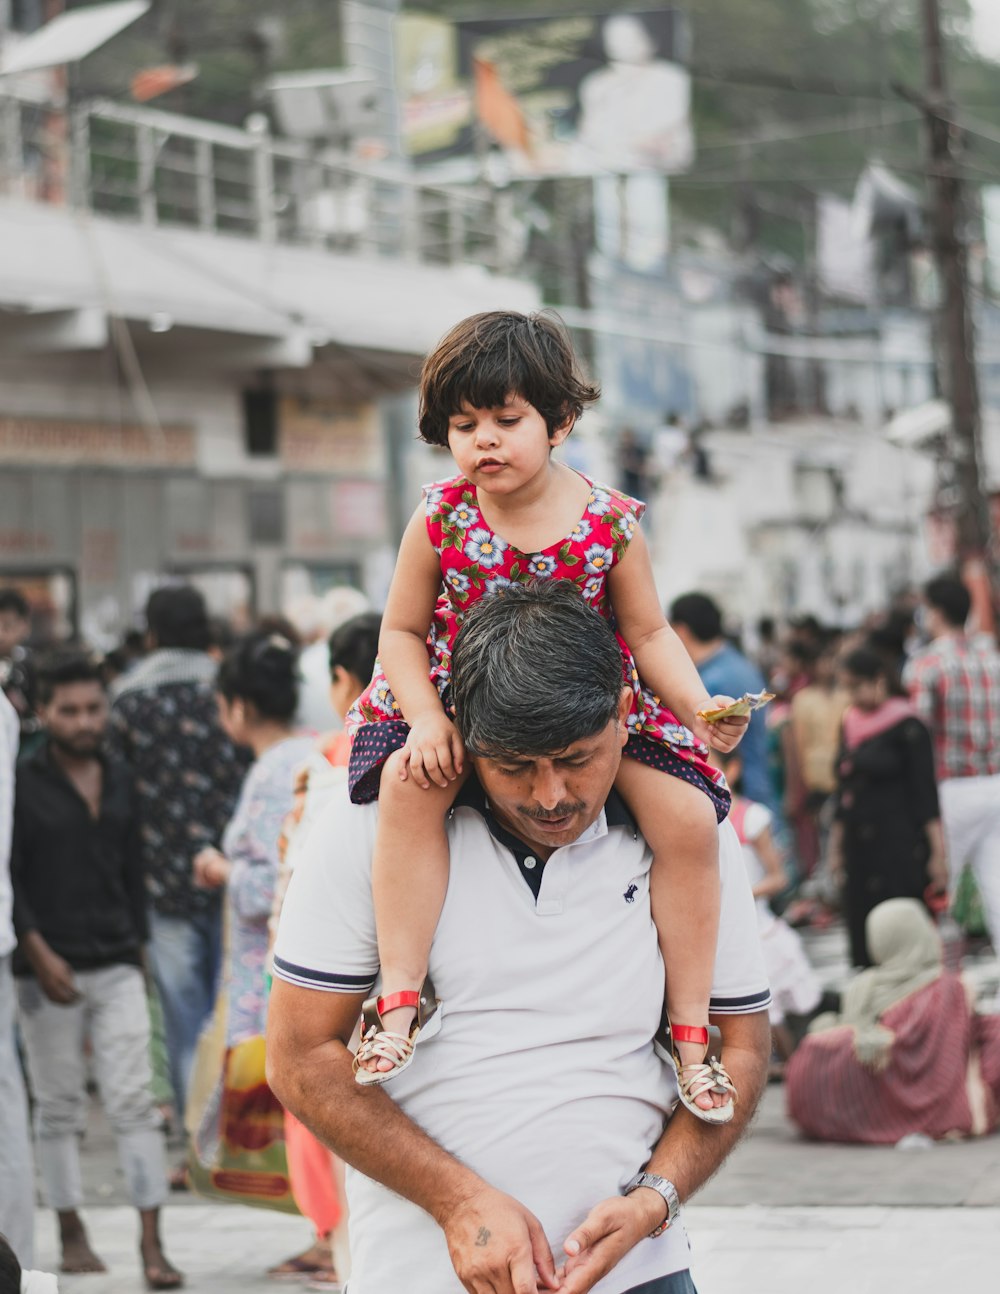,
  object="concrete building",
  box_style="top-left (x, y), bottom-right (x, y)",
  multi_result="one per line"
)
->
top-left (0, 90), bottom-right (536, 643)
